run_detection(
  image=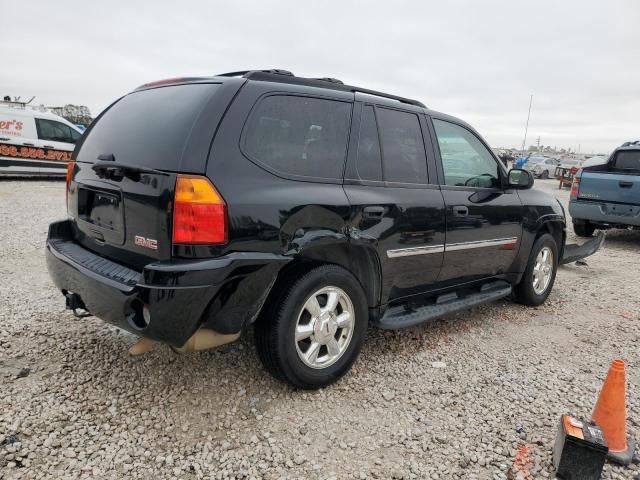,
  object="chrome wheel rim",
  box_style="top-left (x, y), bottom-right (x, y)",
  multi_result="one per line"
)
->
top-left (532, 246), bottom-right (554, 295)
top-left (294, 286), bottom-right (355, 369)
